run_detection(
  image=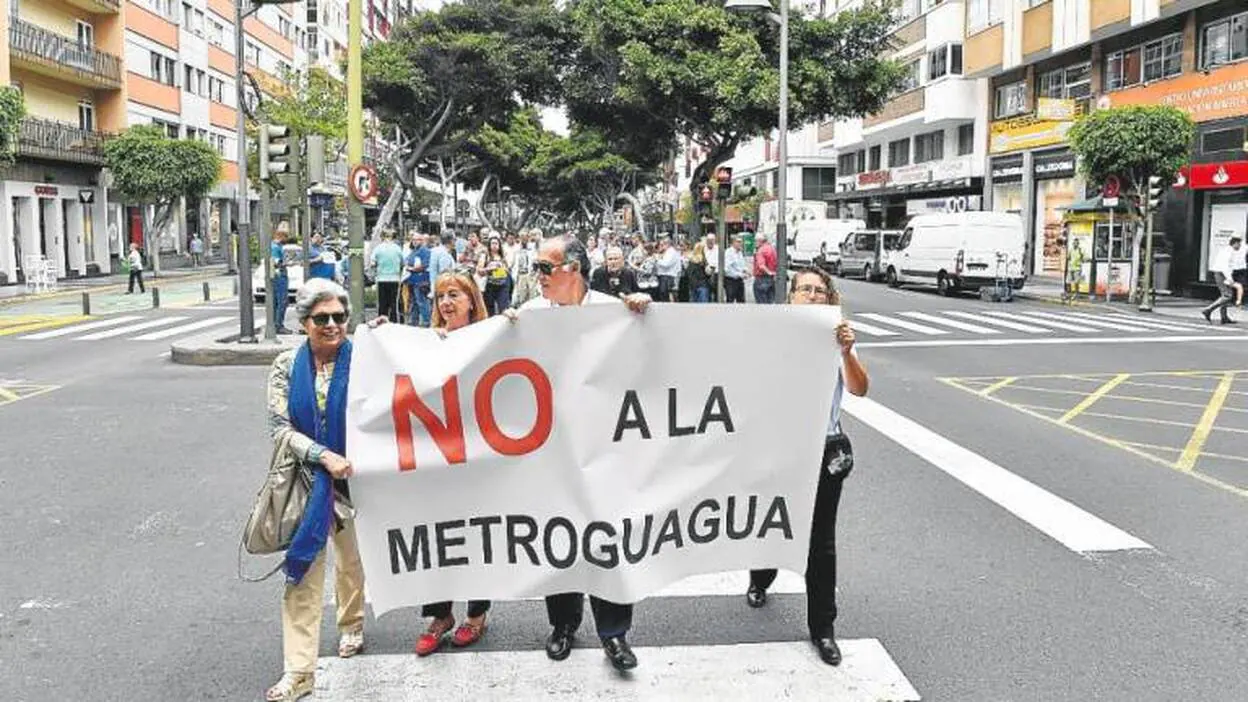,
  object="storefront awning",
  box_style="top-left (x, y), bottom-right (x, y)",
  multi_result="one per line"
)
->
top-left (1060, 195), bottom-right (1132, 214)
top-left (825, 177), bottom-right (983, 202)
